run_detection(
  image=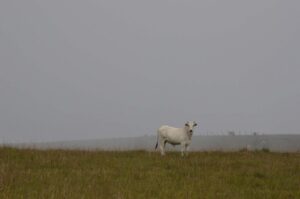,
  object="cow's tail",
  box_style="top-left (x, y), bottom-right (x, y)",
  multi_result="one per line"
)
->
top-left (155, 131), bottom-right (159, 150)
